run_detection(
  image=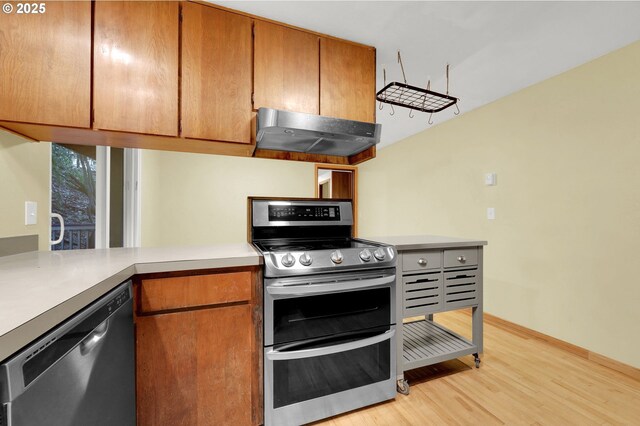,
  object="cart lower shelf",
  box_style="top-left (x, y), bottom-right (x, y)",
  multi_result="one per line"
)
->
top-left (402, 319), bottom-right (479, 371)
